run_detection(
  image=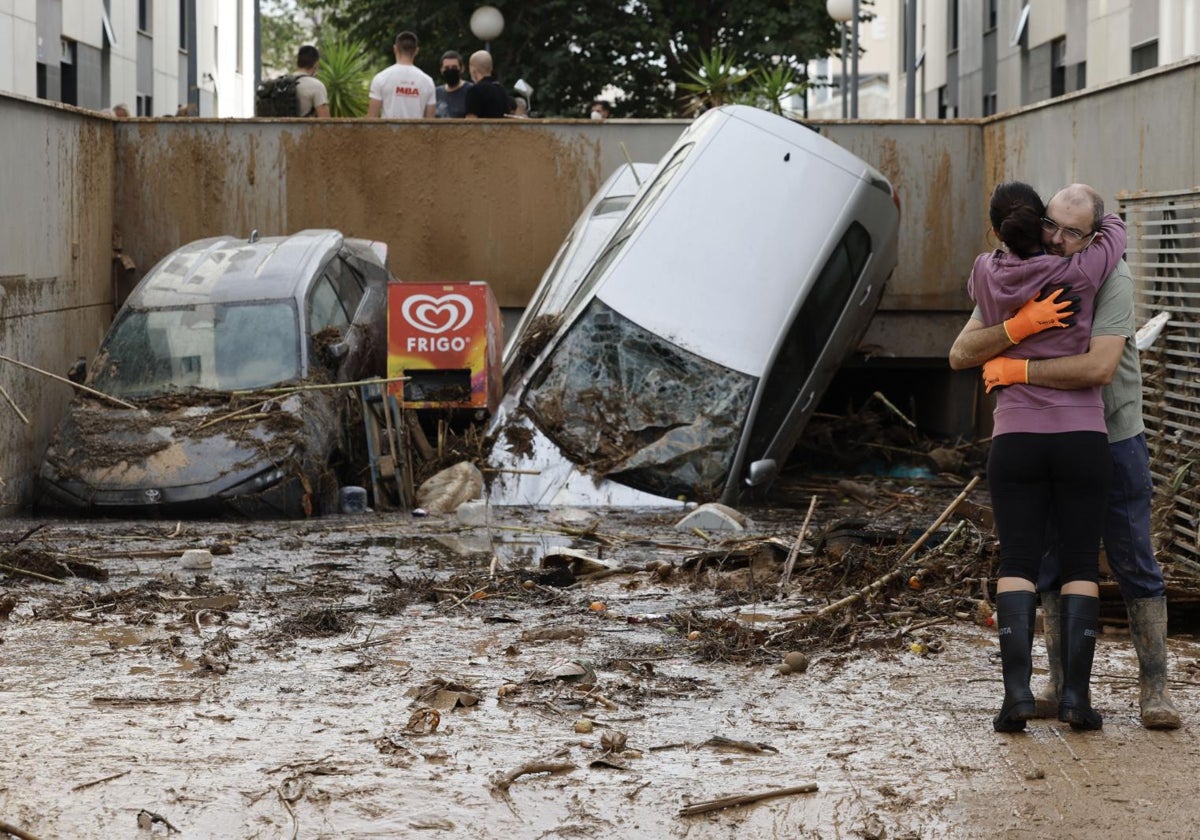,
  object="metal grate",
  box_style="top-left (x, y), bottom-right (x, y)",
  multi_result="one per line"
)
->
top-left (1119, 188), bottom-right (1200, 577)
